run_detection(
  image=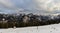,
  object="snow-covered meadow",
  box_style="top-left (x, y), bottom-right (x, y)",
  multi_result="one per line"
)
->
top-left (0, 23), bottom-right (60, 33)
